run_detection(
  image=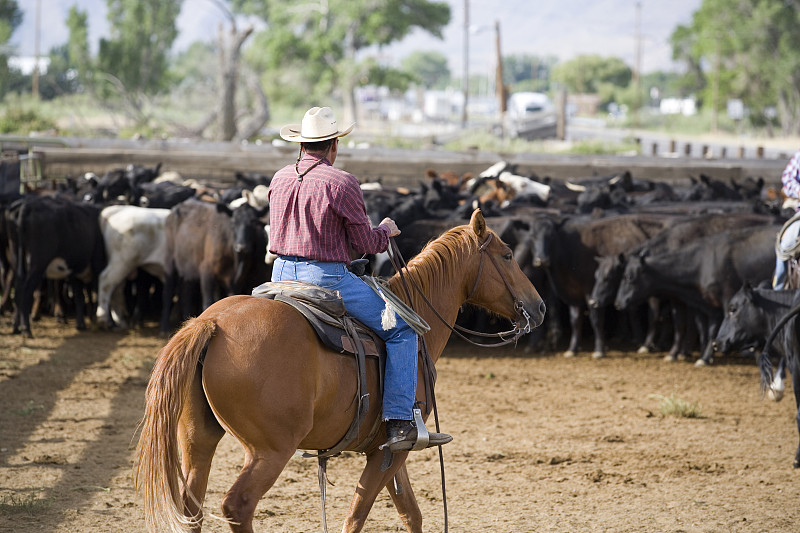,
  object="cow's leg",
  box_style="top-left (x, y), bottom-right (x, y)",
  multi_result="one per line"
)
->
top-left (563, 304), bottom-right (583, 358)
top-left (70, 279), bottom-right (91, 331)
top-left (587, 304), bottom-right (606, 359)
top-left (638, 297), bottom-right (661, 353)
top-left (16, 268), bottom-right (46, 338)
top-left (160, 272), bottom-right (177, 336)
top-left (695, 313), bottom-right (721, 366)
top-left (97, 261), bottom-right (131, 329)
top-left (386, 463), bottom-right (422, 533)
top-left (342, 450), bottom-right (412, 533)
top-left (199, 272), bottom-right (216, 311)
top-left (666, 301), bottom-right (688, 362)
top-left (0, 268), bottom-right (14, 314)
